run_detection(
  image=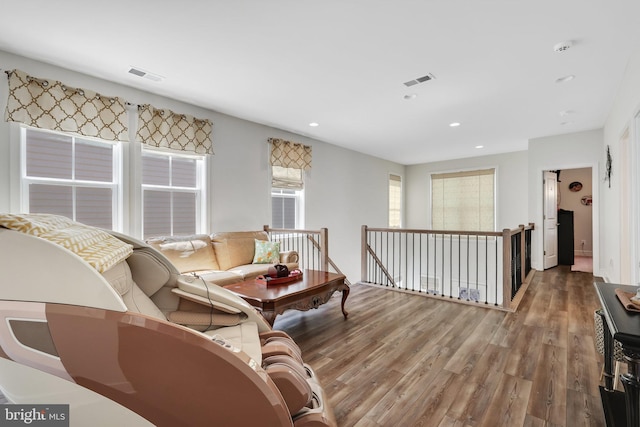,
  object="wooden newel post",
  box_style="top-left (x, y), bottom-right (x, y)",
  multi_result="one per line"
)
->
top-left (361, 225), bottom-right (368, 283)
top-left (502, 228), bottom-right (512, 309)
top-left (519, 224), bottom-right (526, 286)
top-left (320, 228), bottom-right (329, 272)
